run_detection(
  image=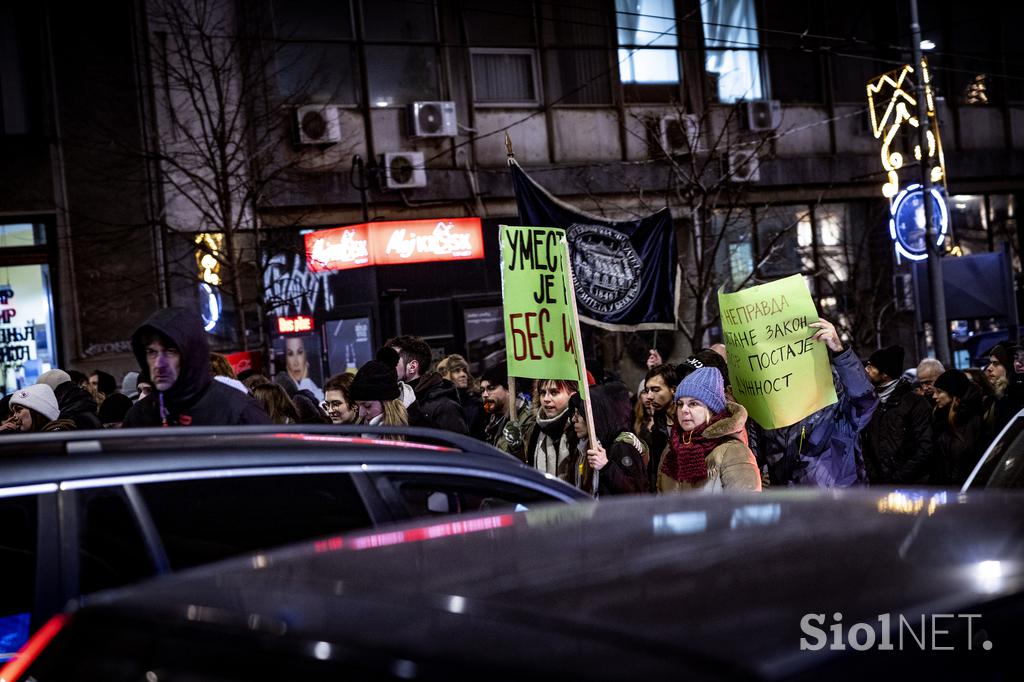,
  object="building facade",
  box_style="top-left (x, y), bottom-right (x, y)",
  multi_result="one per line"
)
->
top-left (3, 0), bottom-right (1023, 388)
